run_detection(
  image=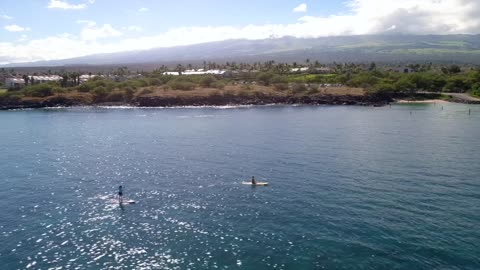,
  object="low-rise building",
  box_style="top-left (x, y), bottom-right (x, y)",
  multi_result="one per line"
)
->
top-left (28, 75), bottom-right (62, 83)
top-left (79, 74), bottom-right (99, 83)
top-left (163, 69), bottom-right (231, 77)
top-left (5, 77), bottom-right (25, 89)
top-left (290, 67), bottom-right (309, 73)
top-left (290, 67), bottom-right (333, 74)
top-left (5, 75), bottom-right (63, 89)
